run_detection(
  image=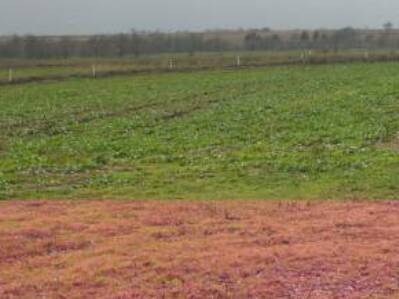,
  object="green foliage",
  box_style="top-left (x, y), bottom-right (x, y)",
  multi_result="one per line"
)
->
top-left (0, 172), bottom-right (8, 199)
top-left (0, 62), bottom-right (398, 200)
